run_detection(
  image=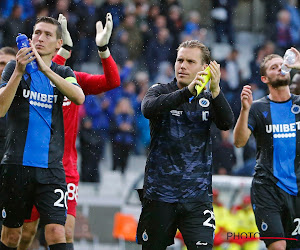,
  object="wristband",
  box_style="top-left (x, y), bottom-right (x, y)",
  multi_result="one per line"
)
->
top-left (62, 44), bottom-right (73, 51)
top-left (97, 45), bottom-right (108, 52)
